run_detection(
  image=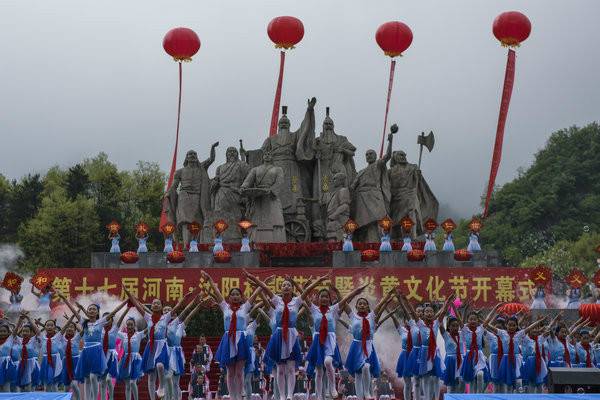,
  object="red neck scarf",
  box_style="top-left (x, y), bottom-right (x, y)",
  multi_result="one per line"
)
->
top-left (532, 335), bottom-right (541, 373)
top-left (319, 305), bottom-right (329, 345)
top-left (65, 336), bottom-right (74, 381)
top-left (508, 332), bottom-right (516, 365)
top-left (582, 343), bottom-right (592, 368)
top-left (46, 334), bottom-right (54, 367)
top-left (103, 326), bottom-right (110, 354)
top-left (228, 304), bottom-right (240, 342)
top-left (405, 324), bottom-right (413, 353)
top-left (468, 326), bottom-right (478, 364)
top-left (496, 334), bottom-right (504, 367)
top-left (426, 321), bottom-right (436, 361)
top-left (149, 313), bottom-right (161, 351)
top-left (282, 296), bottom-right (291, 343)
top-left (125, 331), bottom-right (134, 367)
top-left (559, 338), bottom-right (571, 367)
top-left (358, 311), bottom-right (370, 356)
top-left (20, 337), bottom-right (30, 375)
top-left (451, 332), bottom-right (462, 366)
